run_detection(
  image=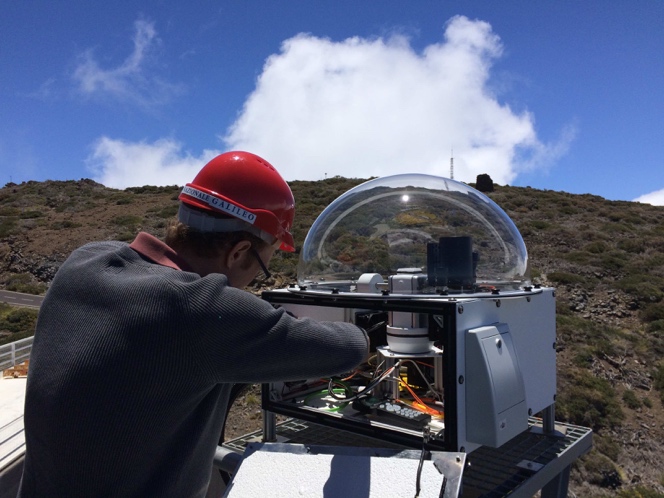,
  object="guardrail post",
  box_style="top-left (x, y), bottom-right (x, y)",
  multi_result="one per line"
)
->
top-left (0, 336), bottom-right (34, 372)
